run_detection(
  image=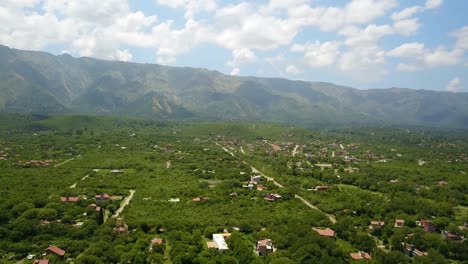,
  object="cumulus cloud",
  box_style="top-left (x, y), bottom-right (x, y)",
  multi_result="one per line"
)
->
top-left (230, 67), bottom-right (240, 75)
top-left (425, 0), bottom-right (443, 9)
top-left (285, 65), bottom-right (302, 75)
top-left (388, 42), bottom-right (463, 71)
top-left (445, 77), bottom-right (461, 92)
top-left (291, 41), bottom-right (341, 67)
top-left (228, 48), bottom-right (256, 67)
